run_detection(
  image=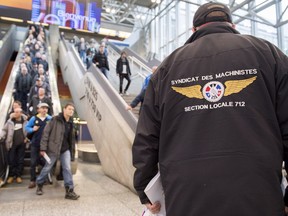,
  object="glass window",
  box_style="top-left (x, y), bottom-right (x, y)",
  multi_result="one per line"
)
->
top-left (178, 1), bottom-right (187, 34)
